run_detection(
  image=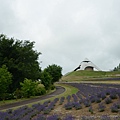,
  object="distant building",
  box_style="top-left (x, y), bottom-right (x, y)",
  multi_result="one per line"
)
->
top-left (74, 58), bottom-right (101, 71)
